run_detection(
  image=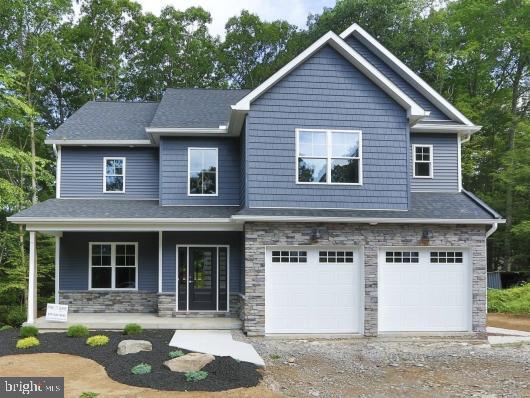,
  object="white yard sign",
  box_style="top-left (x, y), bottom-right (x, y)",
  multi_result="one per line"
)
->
top-left (45, 303), bottom-right (68, 322)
